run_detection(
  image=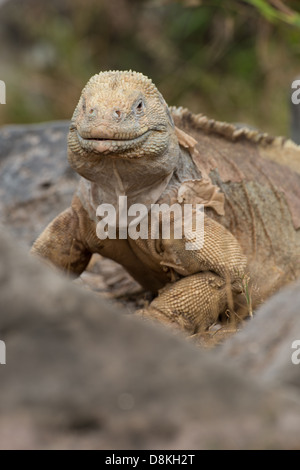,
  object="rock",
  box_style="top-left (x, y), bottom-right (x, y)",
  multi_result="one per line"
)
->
top-left (1, 228), bottom-right (300, 449)
top-left (0, 121), bottom-right (78, 245)
top-left (220, 279), bottom-right (300, 390)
